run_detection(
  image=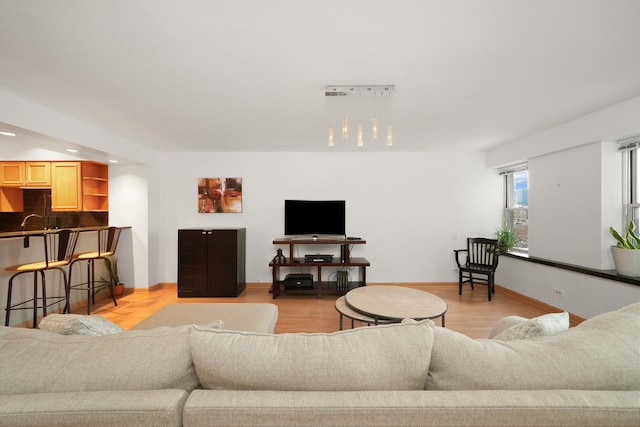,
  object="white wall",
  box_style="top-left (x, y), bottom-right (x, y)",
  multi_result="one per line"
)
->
top-left (108, 164), bottom-right (149, 289)
top-left (489, 97), bottom-right (640, 316)
top-left (153, 151), bottom-right (502, 284)
top-left (497, 256), bottom-right (638, 319)
top-left (528, 141), bottom-right (620, 269)
top-left (487, 95), bottom-right (640, 169)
